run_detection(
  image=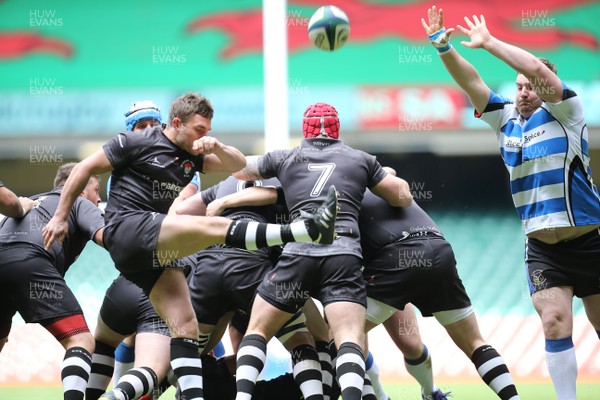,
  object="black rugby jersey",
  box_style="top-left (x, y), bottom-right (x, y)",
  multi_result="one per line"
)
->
top-left (103, 126), bottom-right (205, 224)
top-left (258, 138), bottom-right (386, 257)
top-left (359, 190), bottom-right (442, 264)
top-left (0, 187), bottom-right (104, 276)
